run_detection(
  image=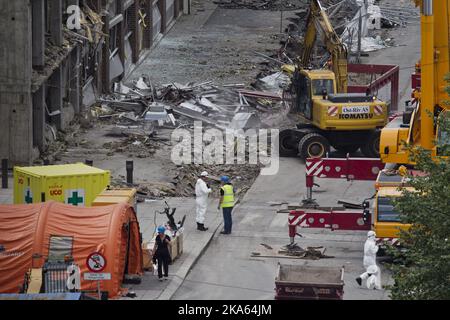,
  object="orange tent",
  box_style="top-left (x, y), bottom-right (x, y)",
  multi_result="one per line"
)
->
top-left (0, 201), bottom-right (143, 298)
